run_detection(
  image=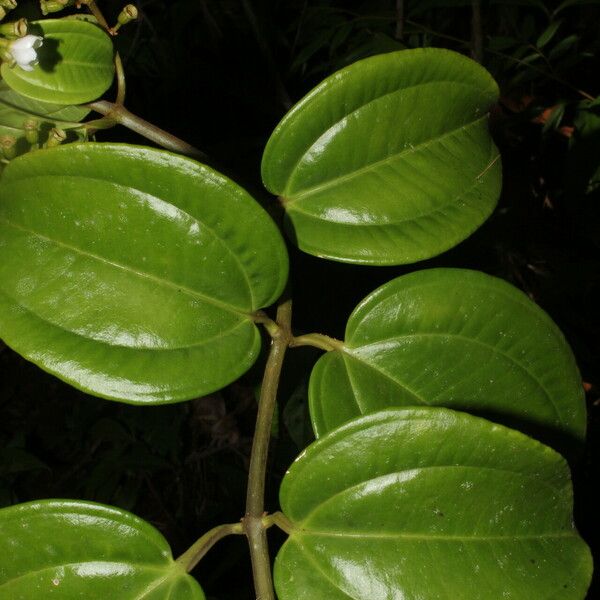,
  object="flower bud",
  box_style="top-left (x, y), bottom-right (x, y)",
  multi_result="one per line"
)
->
top-left (23, 118), bottom-right (39, 145)
top-left (111, 4), bottom-right (138, 33)
top-left (0, 46), bottom-right (15, 67)
top-left (46, 128), bottom-right (66, 148)
top-left (40, 0), bottom-right (72, 15)
top-left (119, 4), bottom-right (138, 24)
top-left (0, 134), bottom-right (17, 160)
top-left (0, 18), bottom-right (27, 38)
